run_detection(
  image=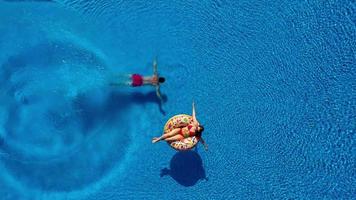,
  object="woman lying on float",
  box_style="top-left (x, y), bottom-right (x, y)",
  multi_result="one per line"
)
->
top-left (152, 102), bottom-right (208, 151)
